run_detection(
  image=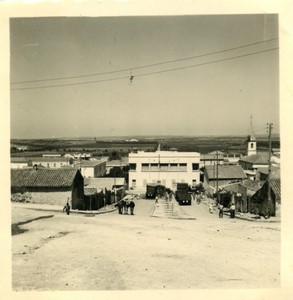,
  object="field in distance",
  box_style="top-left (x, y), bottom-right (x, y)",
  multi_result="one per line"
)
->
top-left (11, 135), bottom-right (280, 157)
